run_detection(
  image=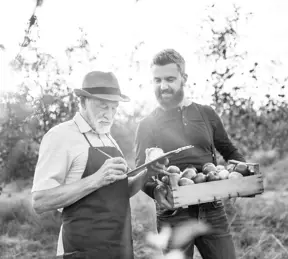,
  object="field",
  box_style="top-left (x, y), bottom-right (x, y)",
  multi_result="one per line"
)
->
top-left (0, 156), bottom-right (288, 259)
